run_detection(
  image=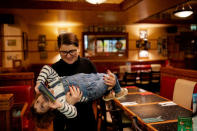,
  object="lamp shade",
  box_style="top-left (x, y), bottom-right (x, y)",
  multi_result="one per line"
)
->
top-left (86, 0), bottom-right (106, 4)
top-left (173, 2), bottom-right (194, 18)
top-left (174, 10), bottom-right (193, 18)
